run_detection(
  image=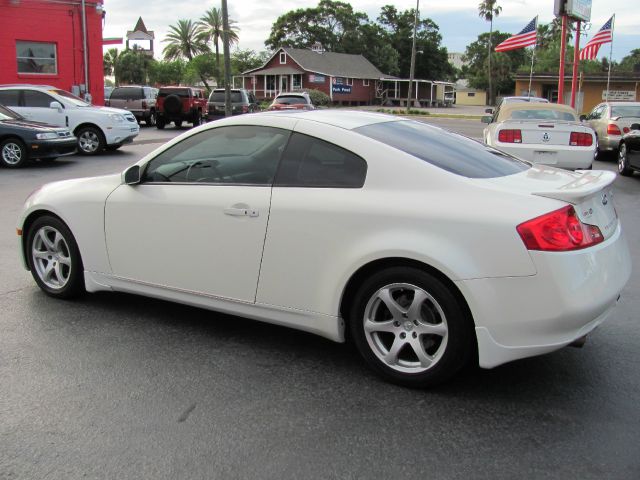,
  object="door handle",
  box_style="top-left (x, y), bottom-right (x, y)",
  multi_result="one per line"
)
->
top-left (224, 207), bottom-right (259, 217)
